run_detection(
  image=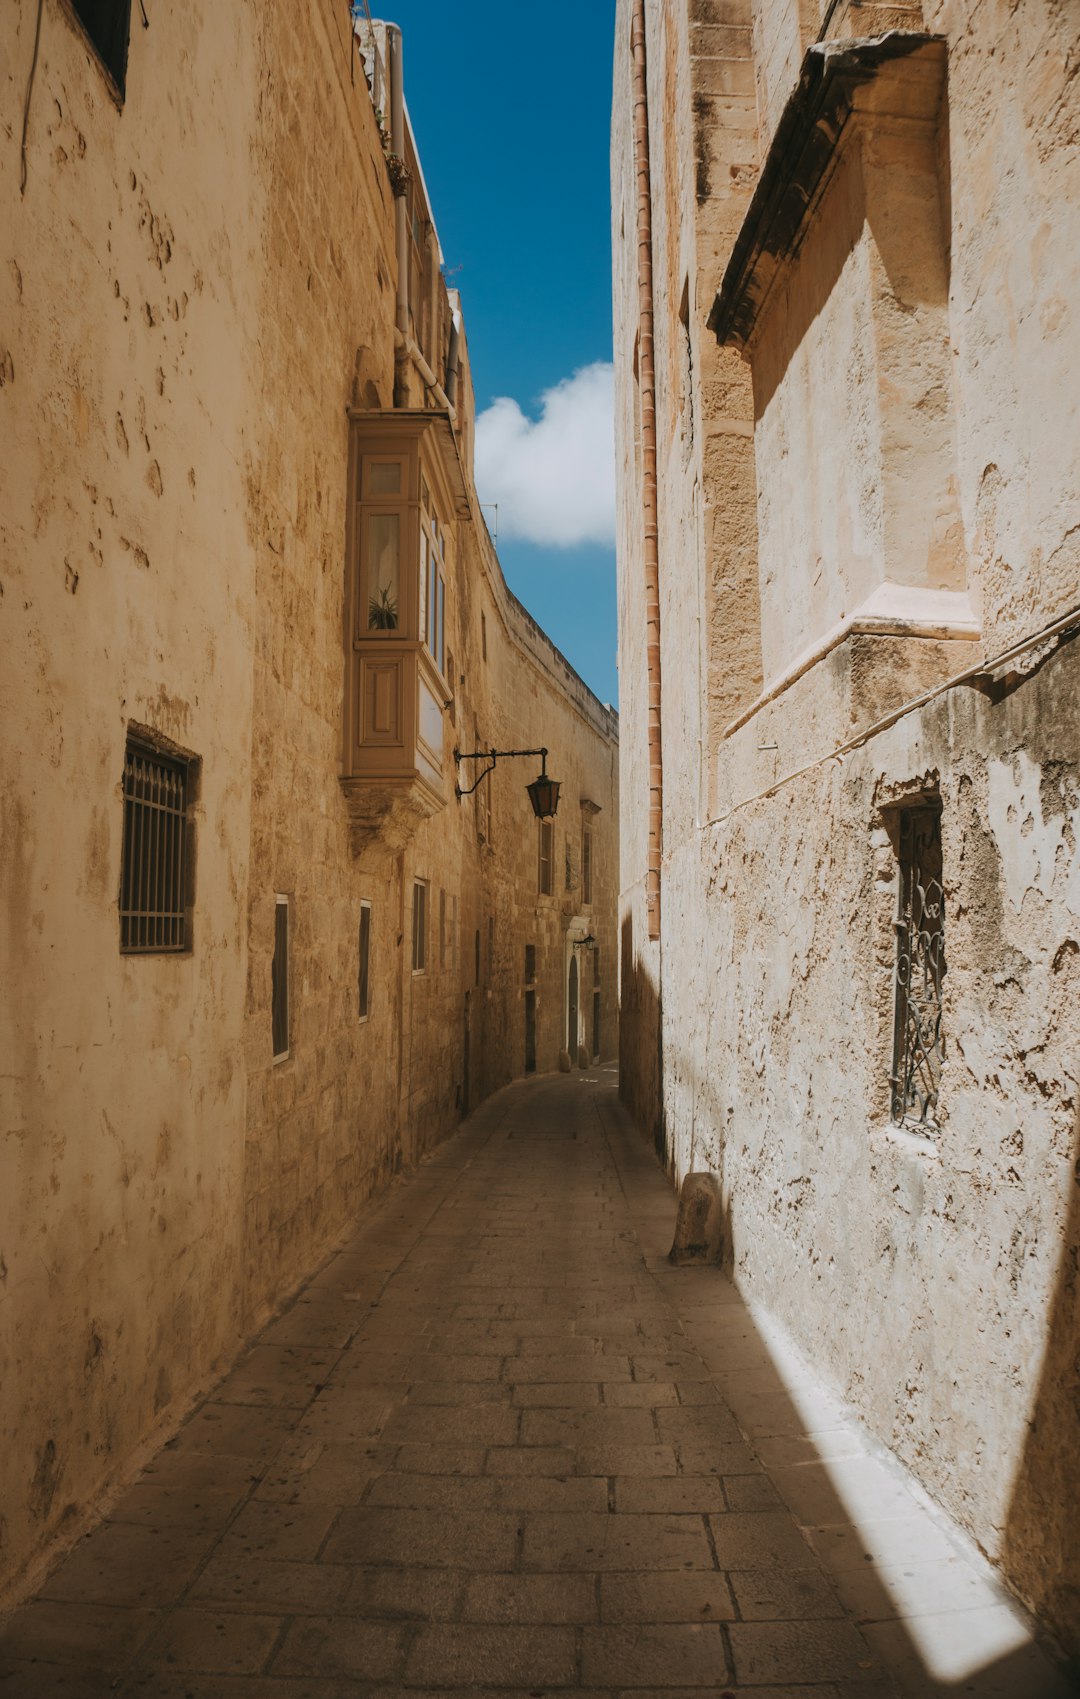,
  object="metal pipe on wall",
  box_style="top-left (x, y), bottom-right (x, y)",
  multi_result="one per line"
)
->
top-left (631, 0), bottom-right (663, 940)
top-left (386, 24), bottom-right (410, 406)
